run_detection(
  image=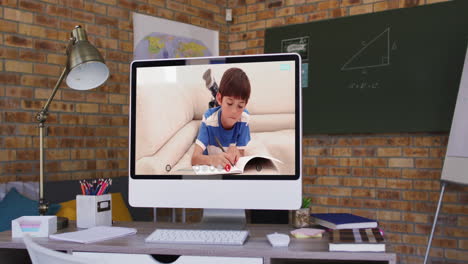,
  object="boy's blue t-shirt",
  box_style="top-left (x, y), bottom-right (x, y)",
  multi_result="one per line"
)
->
top-left (196, 106), bottom-right (251, 155)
